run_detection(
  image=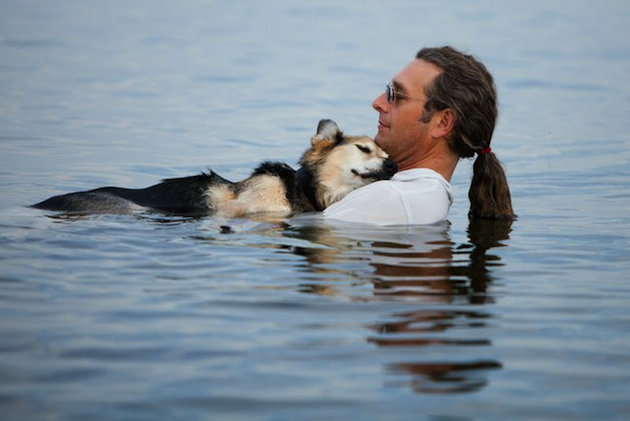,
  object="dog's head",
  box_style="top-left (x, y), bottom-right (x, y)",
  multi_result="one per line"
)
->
top-left (299, 119), bottom-right (397, 208)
